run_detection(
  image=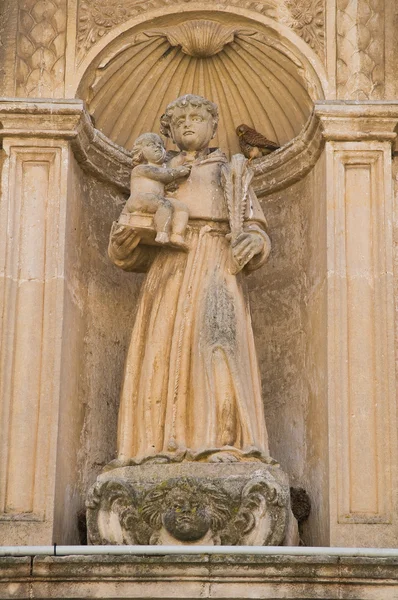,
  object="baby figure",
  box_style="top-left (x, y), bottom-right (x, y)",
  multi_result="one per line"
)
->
top-left (125, 133), bottom-right (190, 248)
